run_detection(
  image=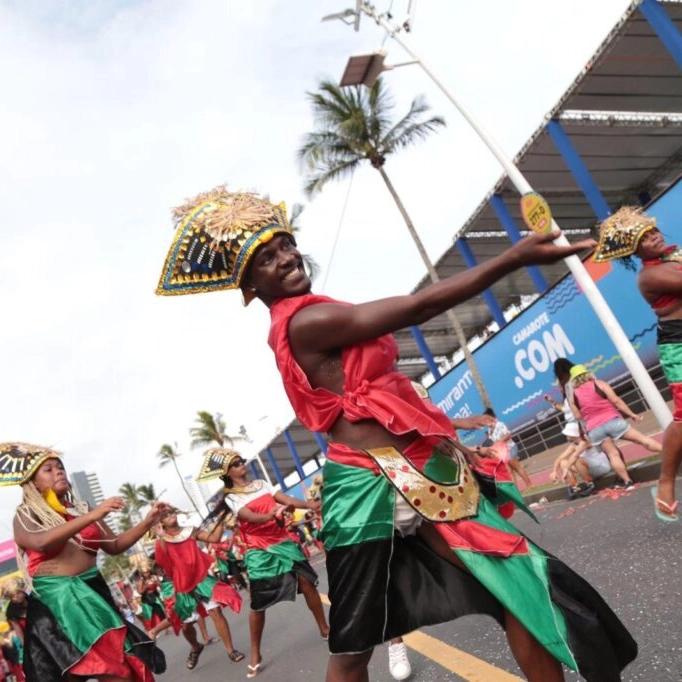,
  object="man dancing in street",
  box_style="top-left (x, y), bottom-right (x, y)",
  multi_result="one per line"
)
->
top-left (157, 187), bottom-right (637, 682)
